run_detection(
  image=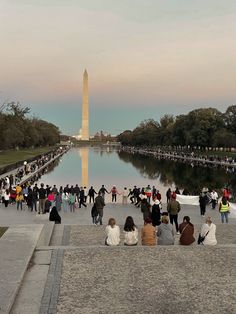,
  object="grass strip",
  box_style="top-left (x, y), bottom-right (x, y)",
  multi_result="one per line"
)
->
top-left (0, 227), bottom-right (8, 238)
top-left (0, 146), bottom-right (57, 168)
